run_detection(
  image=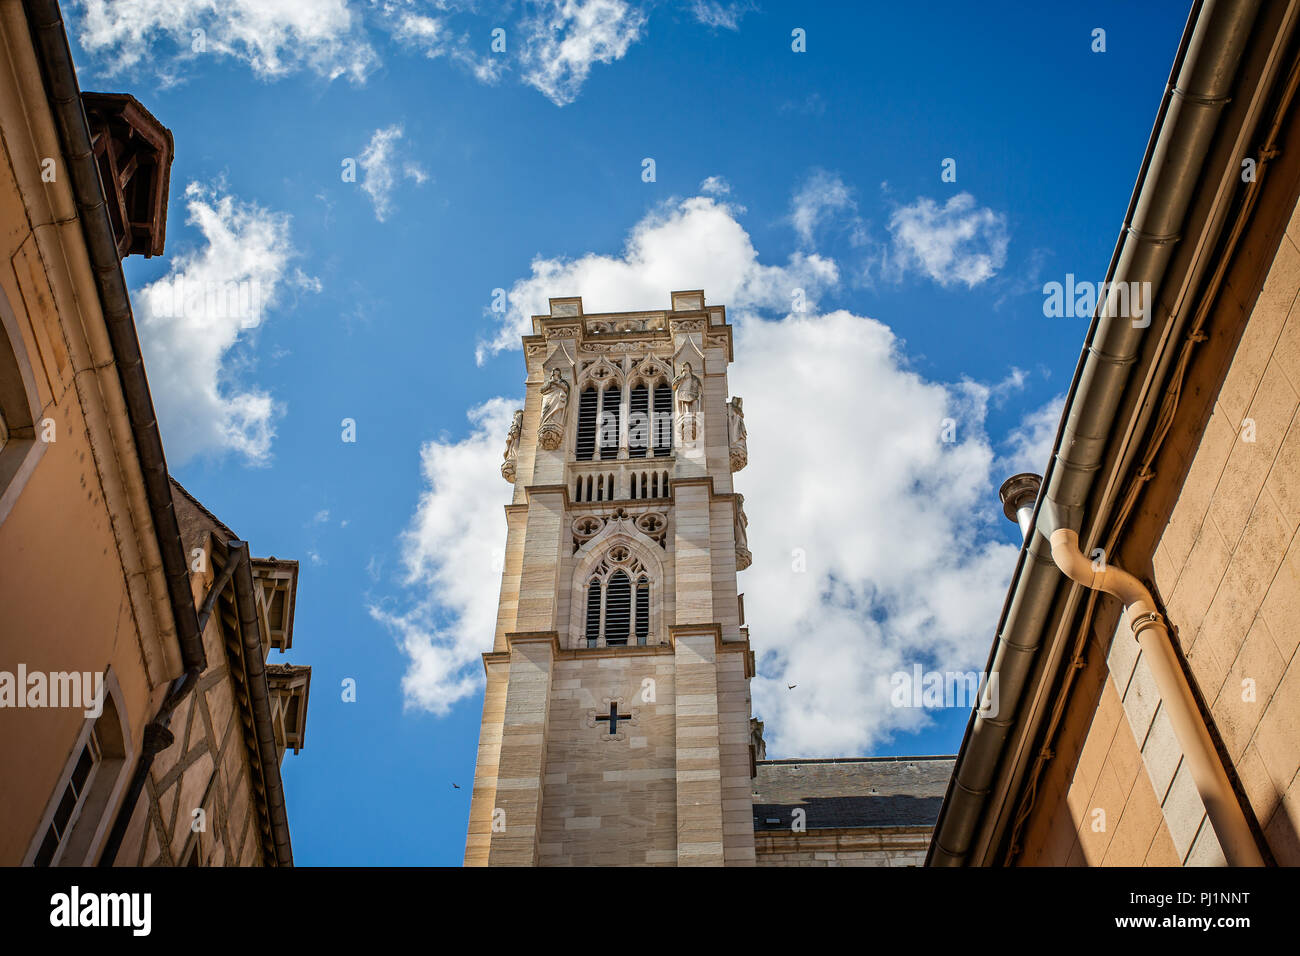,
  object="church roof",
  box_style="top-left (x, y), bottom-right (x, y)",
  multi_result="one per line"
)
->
top-left (752, 756), bottom-right (954, 831)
